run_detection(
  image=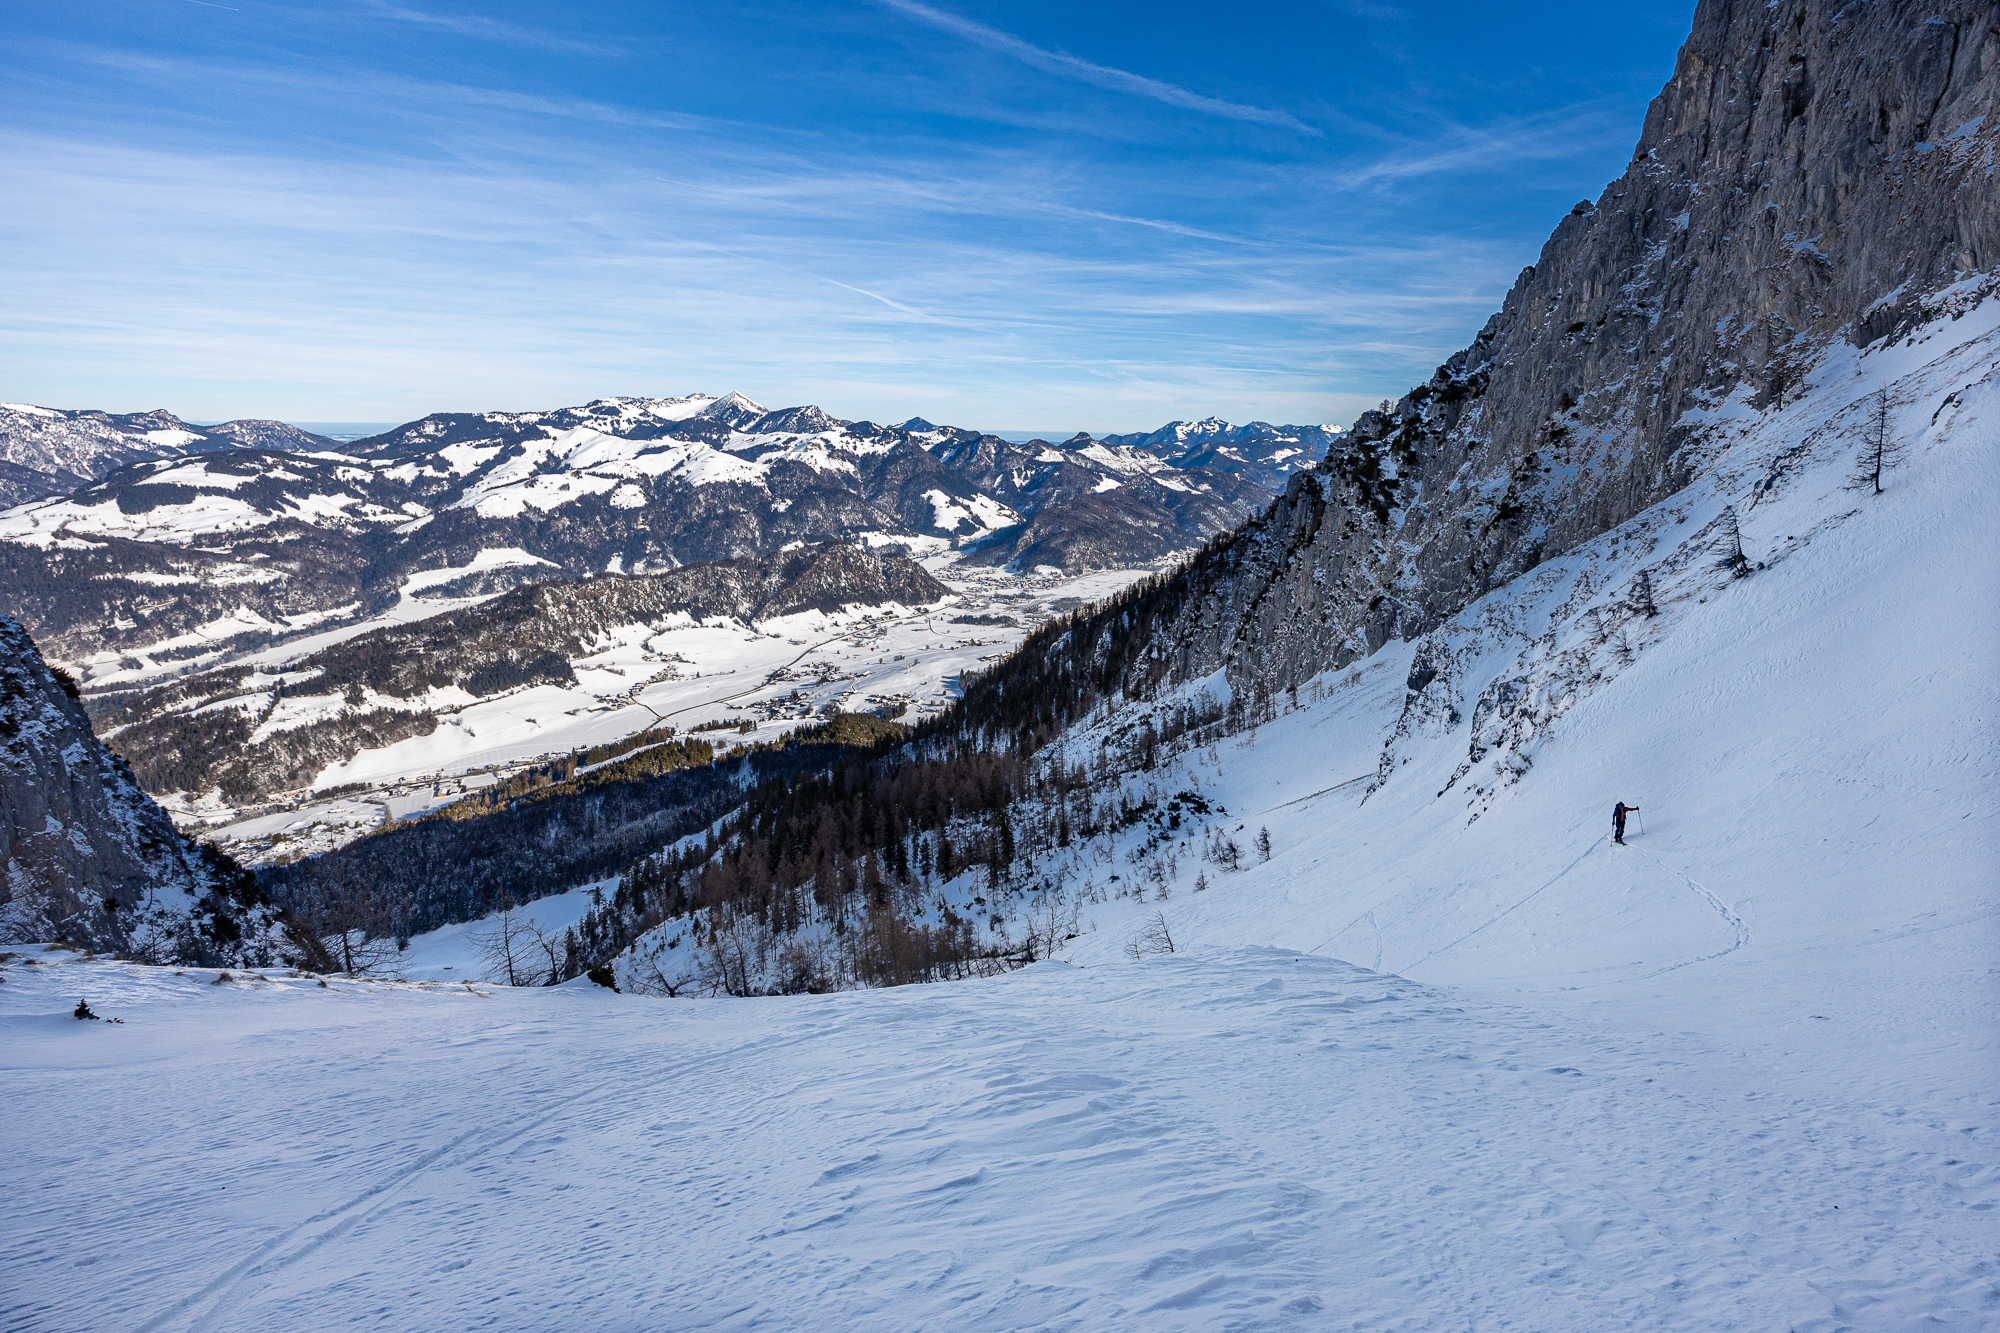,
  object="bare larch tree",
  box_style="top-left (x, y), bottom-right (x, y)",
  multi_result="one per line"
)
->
top-left (1847, 390), bottom-right (1906, 496)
